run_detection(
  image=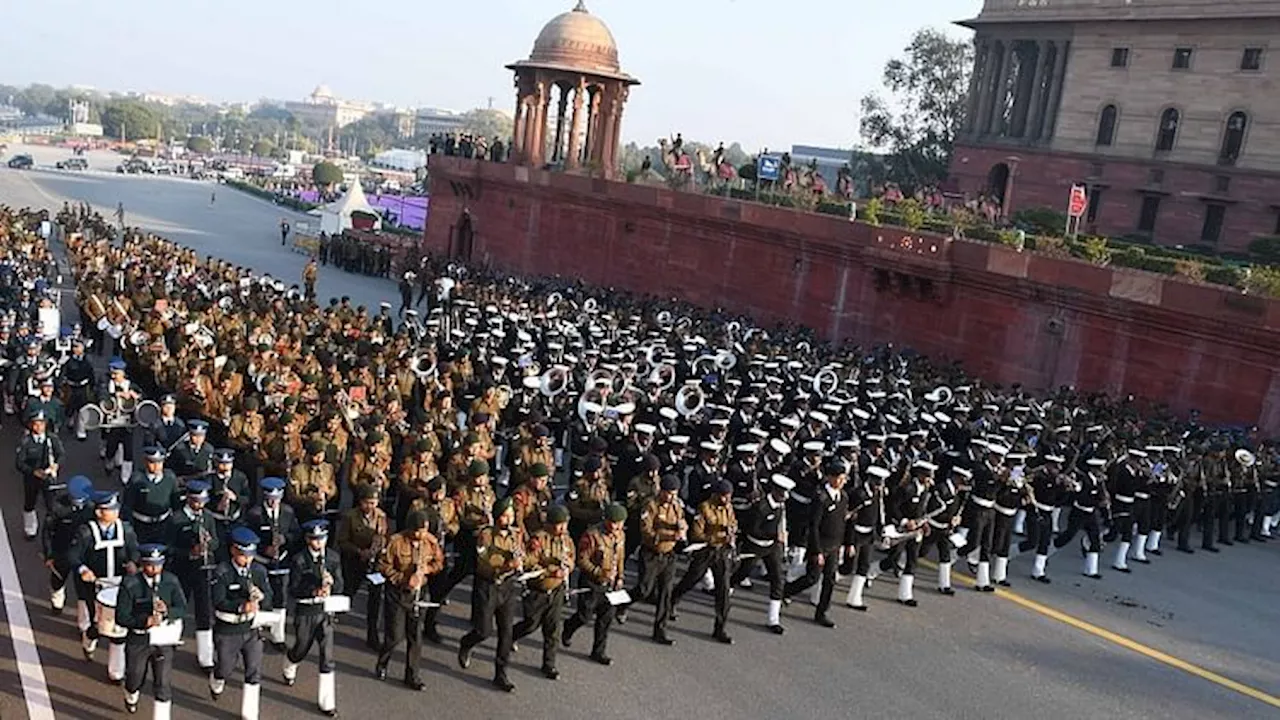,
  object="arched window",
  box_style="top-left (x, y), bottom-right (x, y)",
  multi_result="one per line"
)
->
top-left (1095, 105), bottom-right (1118, 146)
top-left (1155, 108), bottom-right (1180, 152)
top-left (1219, 111), bottom-right (1248, 165)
